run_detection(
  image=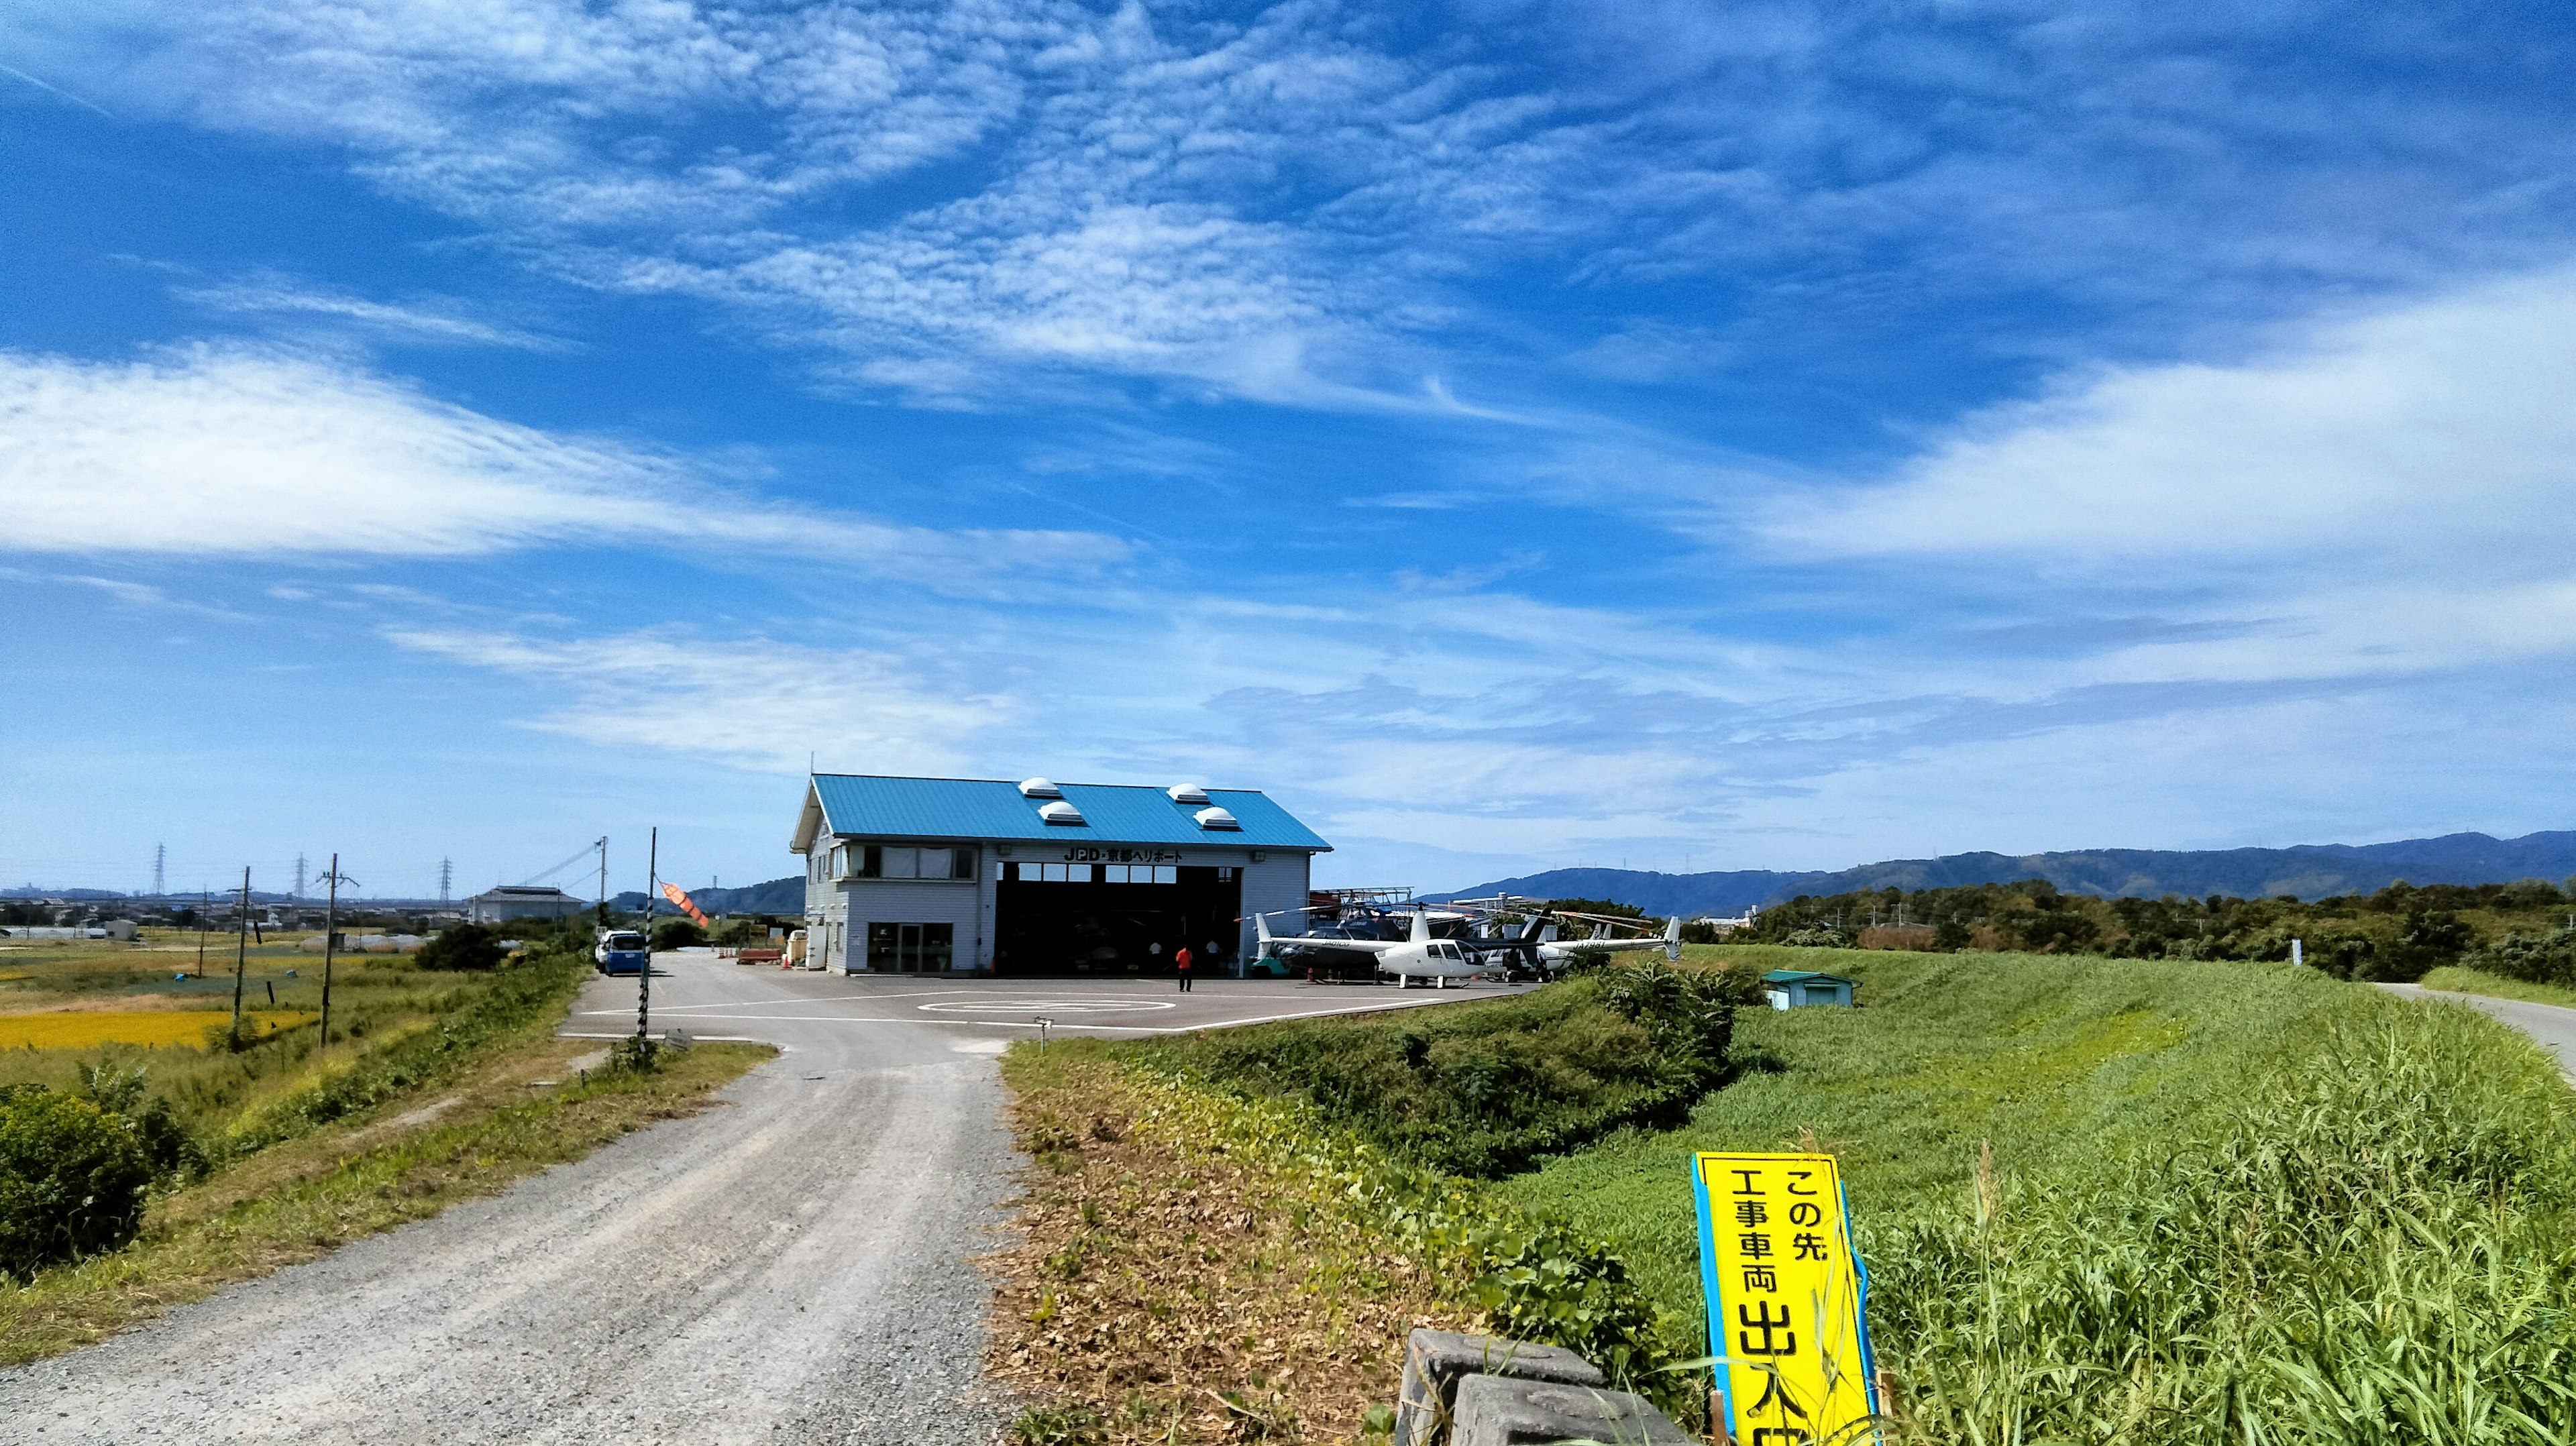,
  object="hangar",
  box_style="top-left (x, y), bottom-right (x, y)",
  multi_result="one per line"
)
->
top-left (788, 773), bottom-right (1332, 976)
